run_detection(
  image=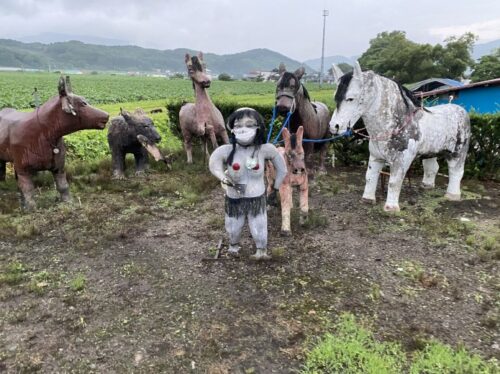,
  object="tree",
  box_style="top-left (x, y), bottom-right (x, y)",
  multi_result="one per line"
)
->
top-left (359, 31), bottom-right (476, 83)
top-left (470, 49), bottom-right (500, 82)
top-left (218, 73), bottom-right (232, 81)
